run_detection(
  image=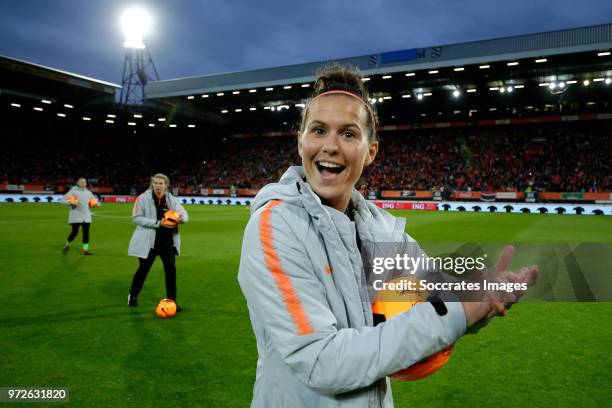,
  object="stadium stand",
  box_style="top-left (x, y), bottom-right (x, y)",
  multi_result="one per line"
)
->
top-left (1, 24), bottom-right (611, 202)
